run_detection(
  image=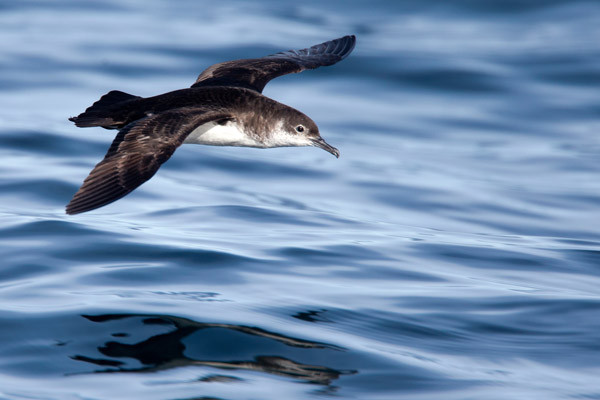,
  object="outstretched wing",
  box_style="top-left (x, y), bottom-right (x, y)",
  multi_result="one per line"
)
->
top-left (66, 108), bottom-right (232, 215)
top-left (191, 35), bottom-right (355, 93)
